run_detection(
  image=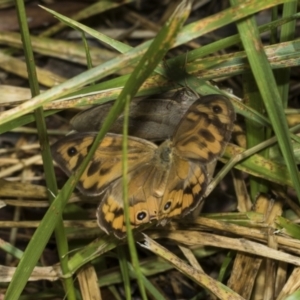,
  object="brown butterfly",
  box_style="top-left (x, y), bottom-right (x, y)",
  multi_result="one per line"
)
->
top-left (51, 94), bottom-right (235, 238)
top-left (70, 88), bottom-right (199, 141)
